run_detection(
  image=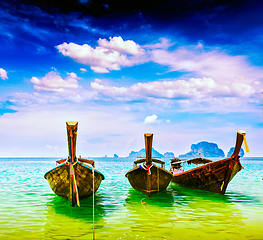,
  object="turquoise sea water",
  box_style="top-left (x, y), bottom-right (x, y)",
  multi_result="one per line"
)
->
top-left (0, 157), bottom-right (263, 240)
